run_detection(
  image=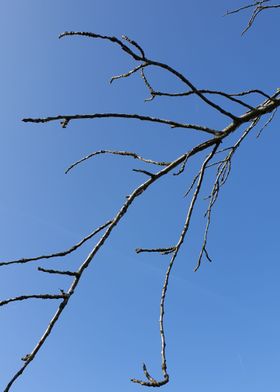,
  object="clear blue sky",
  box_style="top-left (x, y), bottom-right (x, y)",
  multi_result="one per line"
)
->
top-left (0, 1), bottom-right (279, 391)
